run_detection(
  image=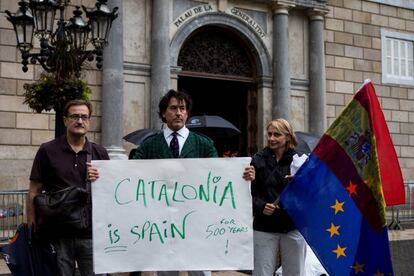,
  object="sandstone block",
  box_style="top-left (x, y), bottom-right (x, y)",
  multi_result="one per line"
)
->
top-left (407, 21), bottom-right (414, 32)
top-left (0, 29), bottom-right (17, 45)
top-left (344, 70), bottom-right (363, 82)
top-left (380, 5), bottom-right (397, 16)
top-left (335, 81), bottom-right (354, 94)
top-left (389, 17), bottom-right (405, 30)
top-left (400, 146), bottom-right (414, 157)
top-left (326, 43), bottom-right (344, 55)
top-left (0, 0), bottom-right (19, 12)
top-left (31, 130), bottom-right (54, 145)
top-left (362, 1), bottom-right (379, 13)
top-left (0, 129), bottom-right (30, 144)
top-left (0, 145), bottom-right (38, 159)
top-left (334, 32), bottom-right (353, 44)
top-left (354, 34), bottom-right (371, 48)
top-left (387, 121), bottom-right (400, 133)
top-left (326, 55), bottom-right (335, 67)
top-left (362, 25), bottom-right (380, 37)
top-left (326, 68), bottom-right (344, 80)
top-left (325, 30), bottom-right (334, 42)
top-left (16, 113), bottom-right (49, 129)
top-left (0, 78), bottom-right (17, 95)
top-left (334, 7), bottom-right (352, 20)
top-left (362, 72), bottom-right (381, 84)
top-left (409, 89), bottom-right (414, 100)
top-left (397, 8), bottom-right (414, 20)
top-left (400, 100), bottom-right (414, 111)
top-left (345, 45), bottom-right (363, 58)
top-left (353, 10), bottom-right (371, 24)
top-left (391, 110), bottom-right (409, 122)
top-left (0, 111), bottom-right (15, 128)
top-left (391, 134), bottom-right (409, 146)
top-left (344, 21), bottom-right (362, 34)
top-left (327, 93), bottom-right (345, 105)
top-left (1, 62), bottom-right (33, 80)
top-left (371, 14), bottom-right (389, 27)
top-left (372, 38), bottom-right (381, 49)
top-left (0, 46), bottom-right (16, 62)
top-left (401, 123), bottom-right (414, 134)
top-left (373, 61), bottom-right (381, 73)
top-left (354, 59), bottom-right (373, 71)
top-left (329, 0), bottom-right (344, 8)
top-left (381, 98), bottom-right (399, 109)
top-left (326, 18), bottom-right (344, 31)
top-left (344, 0), bottom-right (362, 10)
top-left (0, 95), bottom-right (30, 112)
top-left (335, 56), bottom-right (354, 69)
top-left (363, 48), bottom-right (381, 61)
top-left (391, 87), bottom-right (408, 99)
